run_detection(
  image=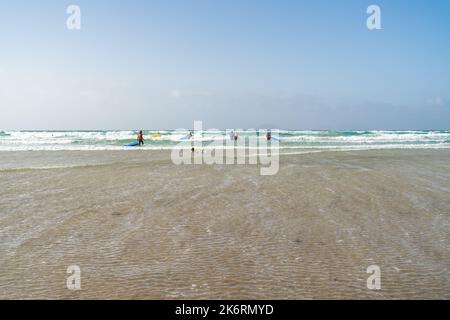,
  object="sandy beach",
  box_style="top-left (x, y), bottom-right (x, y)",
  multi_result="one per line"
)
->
top-left (0, 149), bottom-right (449, 299)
